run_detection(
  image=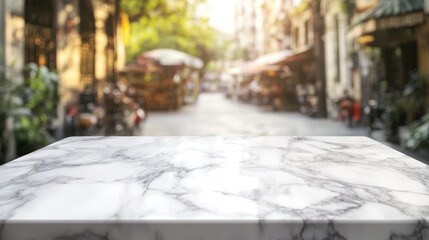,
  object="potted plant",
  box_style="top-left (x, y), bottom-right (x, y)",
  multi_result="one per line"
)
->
top-left (12, 63), bottom-right (59, 157)
top-left (392, 73), bottom-right (427, 145)
top-left (400, 113), bottom-right (429, 154)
